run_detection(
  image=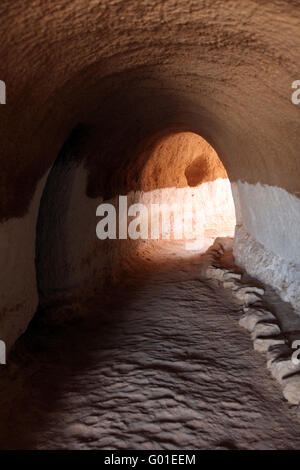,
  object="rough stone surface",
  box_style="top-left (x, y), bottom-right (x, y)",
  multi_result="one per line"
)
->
top-left (253, 337), bottom-right (285, 354)
top-left (0, 244), bottom-right (300, 449)
top-left (251, 323), bottom-right (281, 341)
top-left (270, 358), bottom-right (300, 384)
top-left (283, 376), bottom-right (300, 405)
top-left (239, 309), bottom-right (276, 333)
